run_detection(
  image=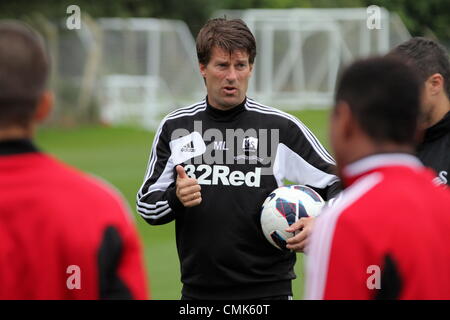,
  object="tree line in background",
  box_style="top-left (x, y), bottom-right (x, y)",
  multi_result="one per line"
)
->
top-left (1, 0), bottom-right (449, 44)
